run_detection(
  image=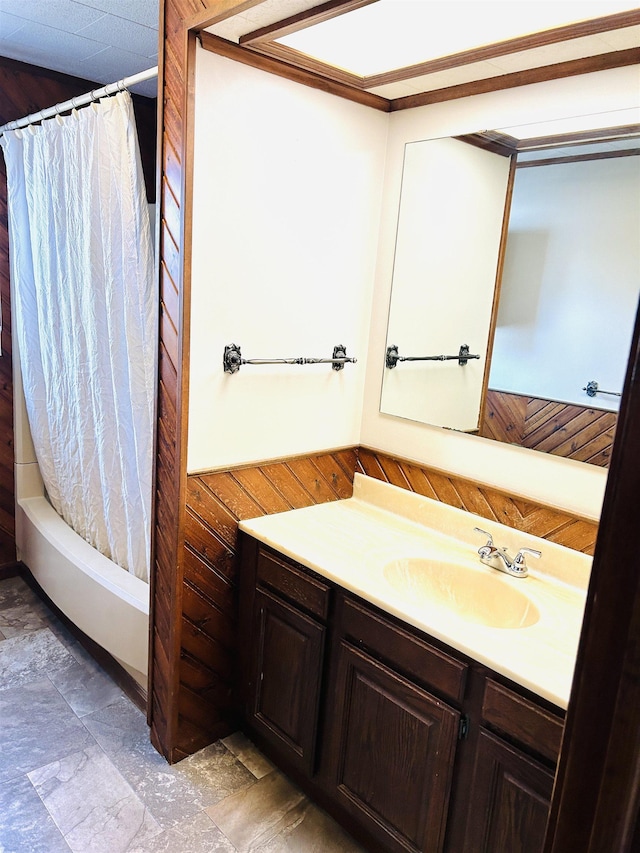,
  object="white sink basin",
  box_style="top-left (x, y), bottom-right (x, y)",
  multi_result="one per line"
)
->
top-left (383, 557), bottom-right (540, 629)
